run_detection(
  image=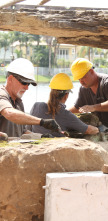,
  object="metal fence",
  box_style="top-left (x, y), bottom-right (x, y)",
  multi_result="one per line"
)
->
top-left (95, 68), bottom-right (108, 75)
top-left (34, 67), bottom-right (108, 76)
top-left (0, 67), bottom-right (108, 76)
top-left (34, 67), bottom-right (71, 76)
